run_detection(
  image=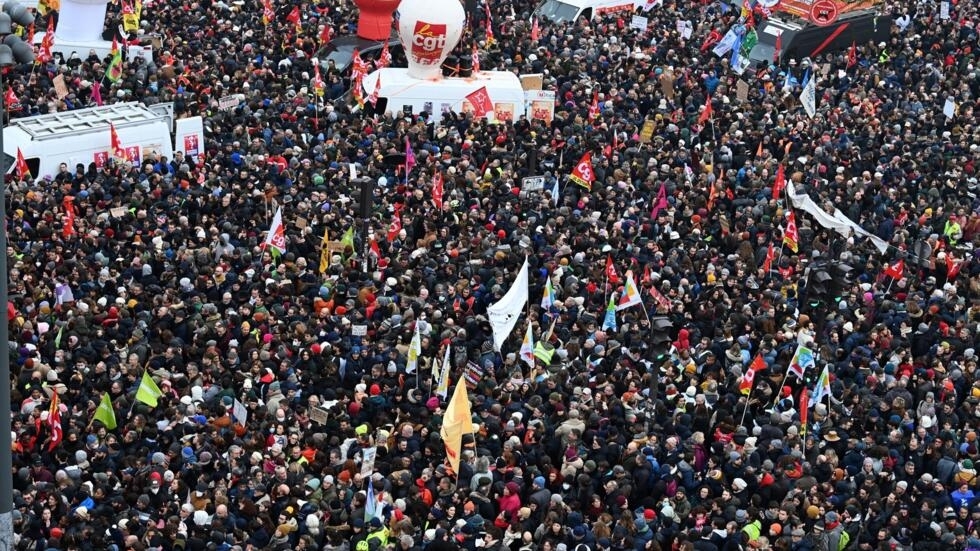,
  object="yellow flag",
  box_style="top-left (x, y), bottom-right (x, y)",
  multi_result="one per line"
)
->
top-left (440, 381), bottom-right (473, 475)
top-left (318, 228), bottom-right (330, 274)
